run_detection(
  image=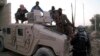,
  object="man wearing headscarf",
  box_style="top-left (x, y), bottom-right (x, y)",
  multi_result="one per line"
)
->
top-left (15, 4), bottom-right (28, 23)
